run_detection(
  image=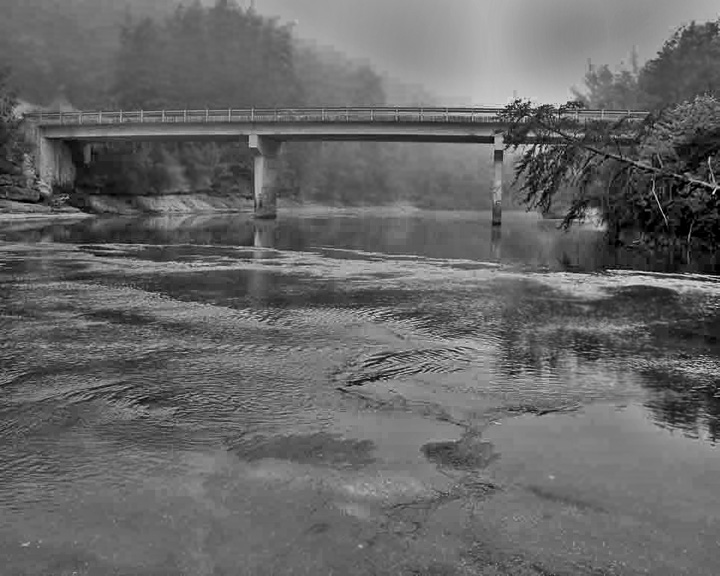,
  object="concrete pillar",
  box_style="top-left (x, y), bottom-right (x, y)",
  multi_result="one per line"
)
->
top-left (83, 144), bottom-right (93, 166)
top-left (248, 134), bottom-right (283, 219)
top-left (492, 132), bottom-right (504, 227)
top-left (37, 137), bottom-right (76, 190)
